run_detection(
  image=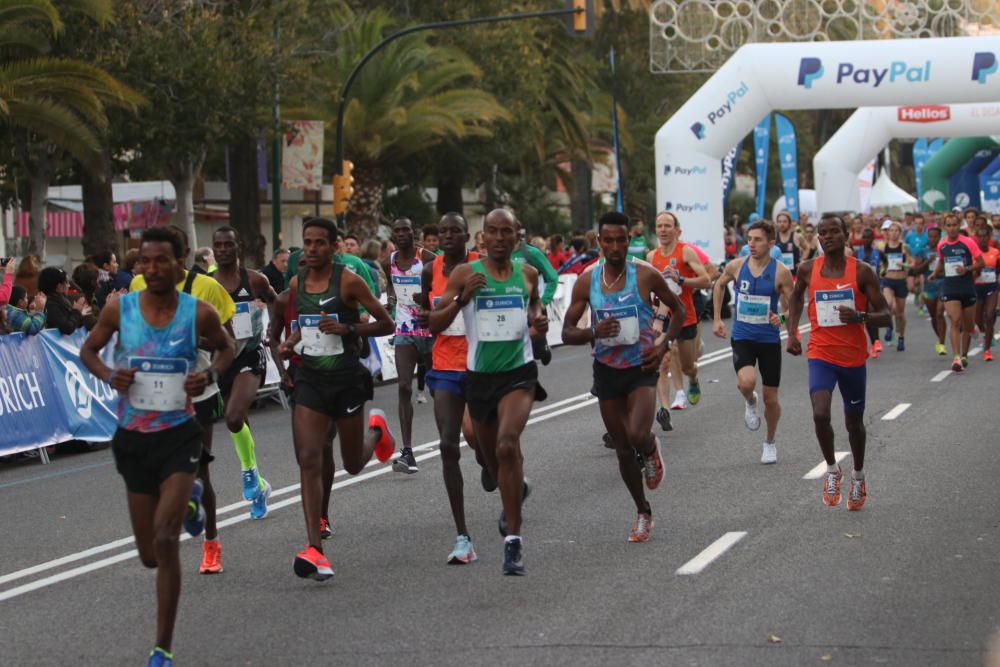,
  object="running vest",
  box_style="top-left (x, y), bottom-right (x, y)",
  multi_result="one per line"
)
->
top-left (627, 236), bottom-right (648, 261)
top-left (589, 262), bottom-right (655, 369)
top-left (938, 236), bottom-right (980, 295)
top-left (429, 251), bottom-right (478, 372)
top-left (115, 291), bottom-right (198, 432)
top-left (390, 251), bottom-right (429, 337)
top-left (221, 267), bottom-right (262, 353)
top-left (882, 244), bottom-right (905, 275)
top-left (807, 256), bottom-right (869, 368)
top-left (294, 263), bottom-right (361, 373)
top-left (733, 257), bottom-right (780, 344)
top-left (976, 247), bottom-right (999, 286)
top-left (650, 244), bottom-right (698, 327)
top-left (461, 260), bottom-right (533, 373)
top-left (854, 245), bottom-right (881, 269)
top-left (778, 231), bottom-right (800, 271)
